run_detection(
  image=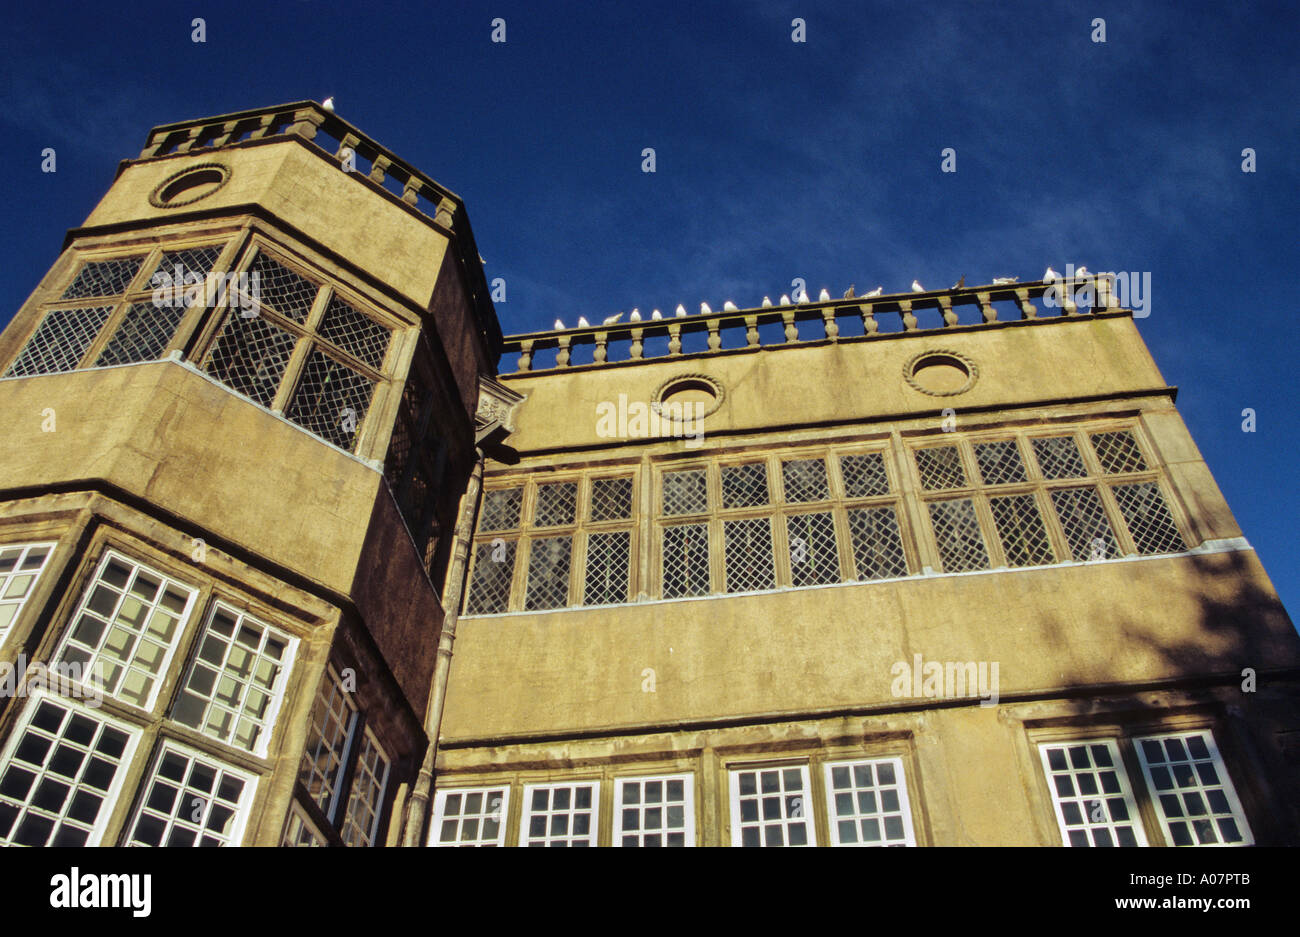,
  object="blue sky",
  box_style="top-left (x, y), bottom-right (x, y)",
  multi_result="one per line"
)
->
top-left (1, 0), bottom-right (1296, 618)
